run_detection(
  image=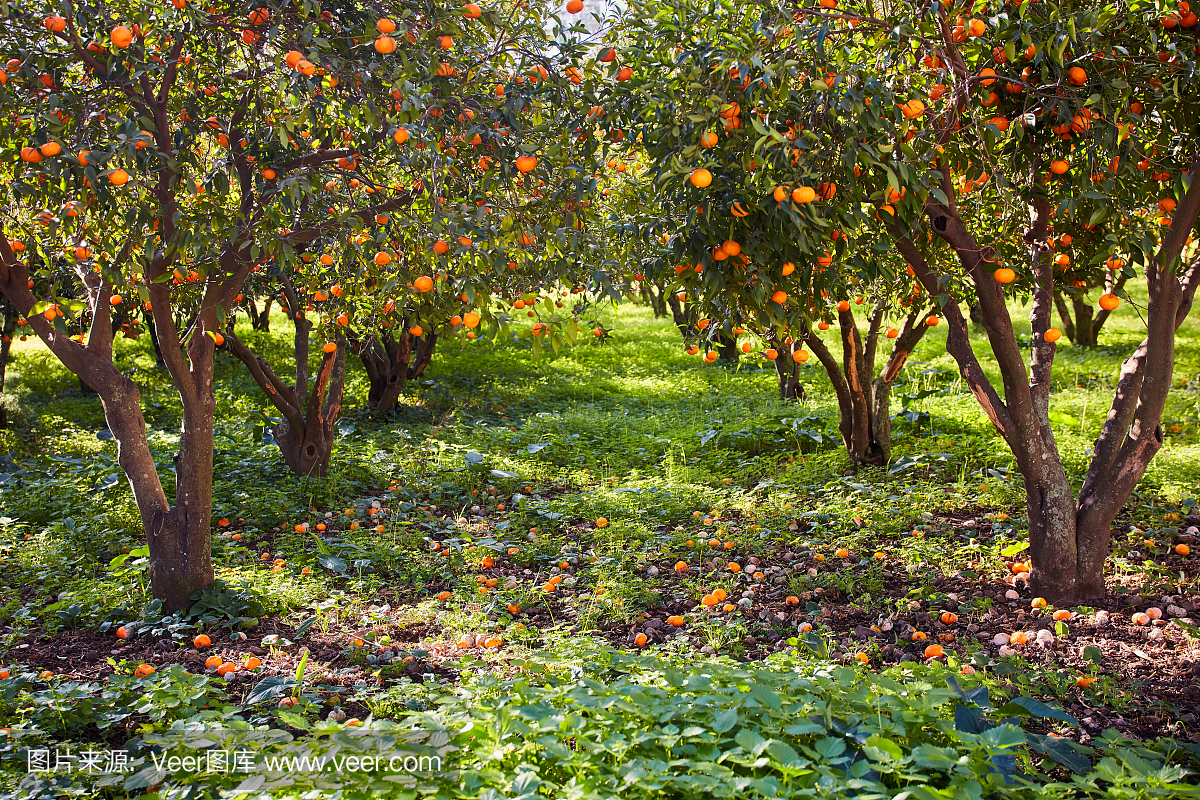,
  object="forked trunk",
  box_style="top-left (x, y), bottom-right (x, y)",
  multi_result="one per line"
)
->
top-left (1052, 287), bottom-right (1125, 348)
top-left (803, 304), bottom-right (928, 468)
top-left (358, 329), bottom-right (438, 412)
top-left (248, 296), bottom-right (273, 332)
top-left (273, 417), bottom-right (334, 478)
top-left (643, 281), bottom-right (668, 317)
top-left (225, 307), bottom-right (347, 478)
